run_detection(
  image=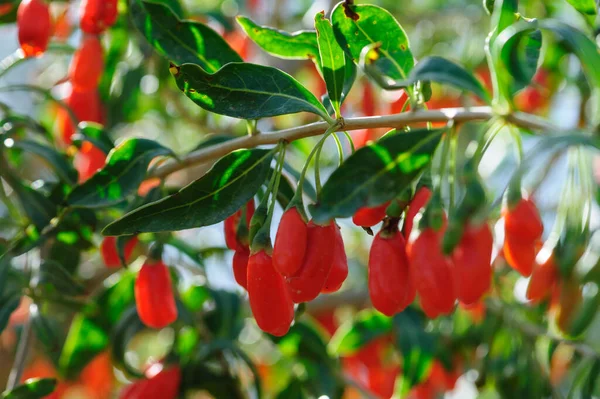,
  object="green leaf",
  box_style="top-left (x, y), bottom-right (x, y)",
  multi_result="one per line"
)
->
top-left (111, 306), bottom-right (146, 377)
top-left (1, 378), bottom-right (57, 399)
top-left (59, 315), bottom-right (109, 379)
top-left (275, 378), bottom-right (306, 399)
top-left (406, 56), bottom-right (491, 103)
top-left (130, 0), bottom-right (241, 73)
top-left (0, 295), bottom-right (21, 335)
top-left (315, 12), bottom-right (346, 117)
top-left (66, 138), bottom-right (173, 208)
top-left (9, 140), bottom-right (78, 184)
top-left (171, 62), bottom-right (331, 121)
top-left (393, 309), bottom-right (435, 393)
top-left (37, 260), bottom-right (87, 297)
top-left (11, 182), bottom-right (57, 230)
top-left (508, 29), bottom-right (542, 92)
top-left (237, 16), bottom-right (319, 61)
top-left (310, 129), bottom-right (443, 223)
top-left (152, 0), bottom-right (185, 18)
top-left (329, 310), bottom-right (392, 356)
top-left (103, 149), bottom-right (273, 235)
top-left (71, 122), bottom-right (115, 155)
top-left (565, 0), bottom-right (597, 16)
top-left (331, 2), bottom-right (414, 82)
